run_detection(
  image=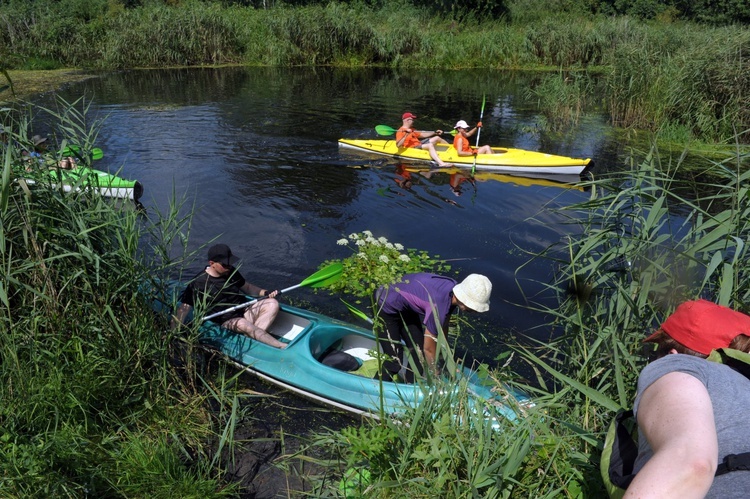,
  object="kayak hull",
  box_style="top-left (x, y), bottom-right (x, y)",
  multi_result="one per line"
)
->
top-left (202, 303), bottom-right (528, 421)
top-left (153, 282), bottom-right (529, 421)
top-left (338, 138), bottom-right (591, 175)
top-left (22, 167), bottom-right (143, 201)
